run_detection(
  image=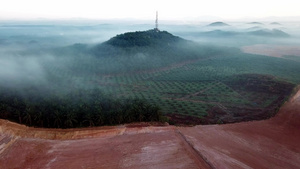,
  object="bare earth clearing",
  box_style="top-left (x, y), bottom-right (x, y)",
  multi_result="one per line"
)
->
top-left (1, 89), bottom-right (300, 169)
top-left (242, 44), bottom-right (300, 58)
